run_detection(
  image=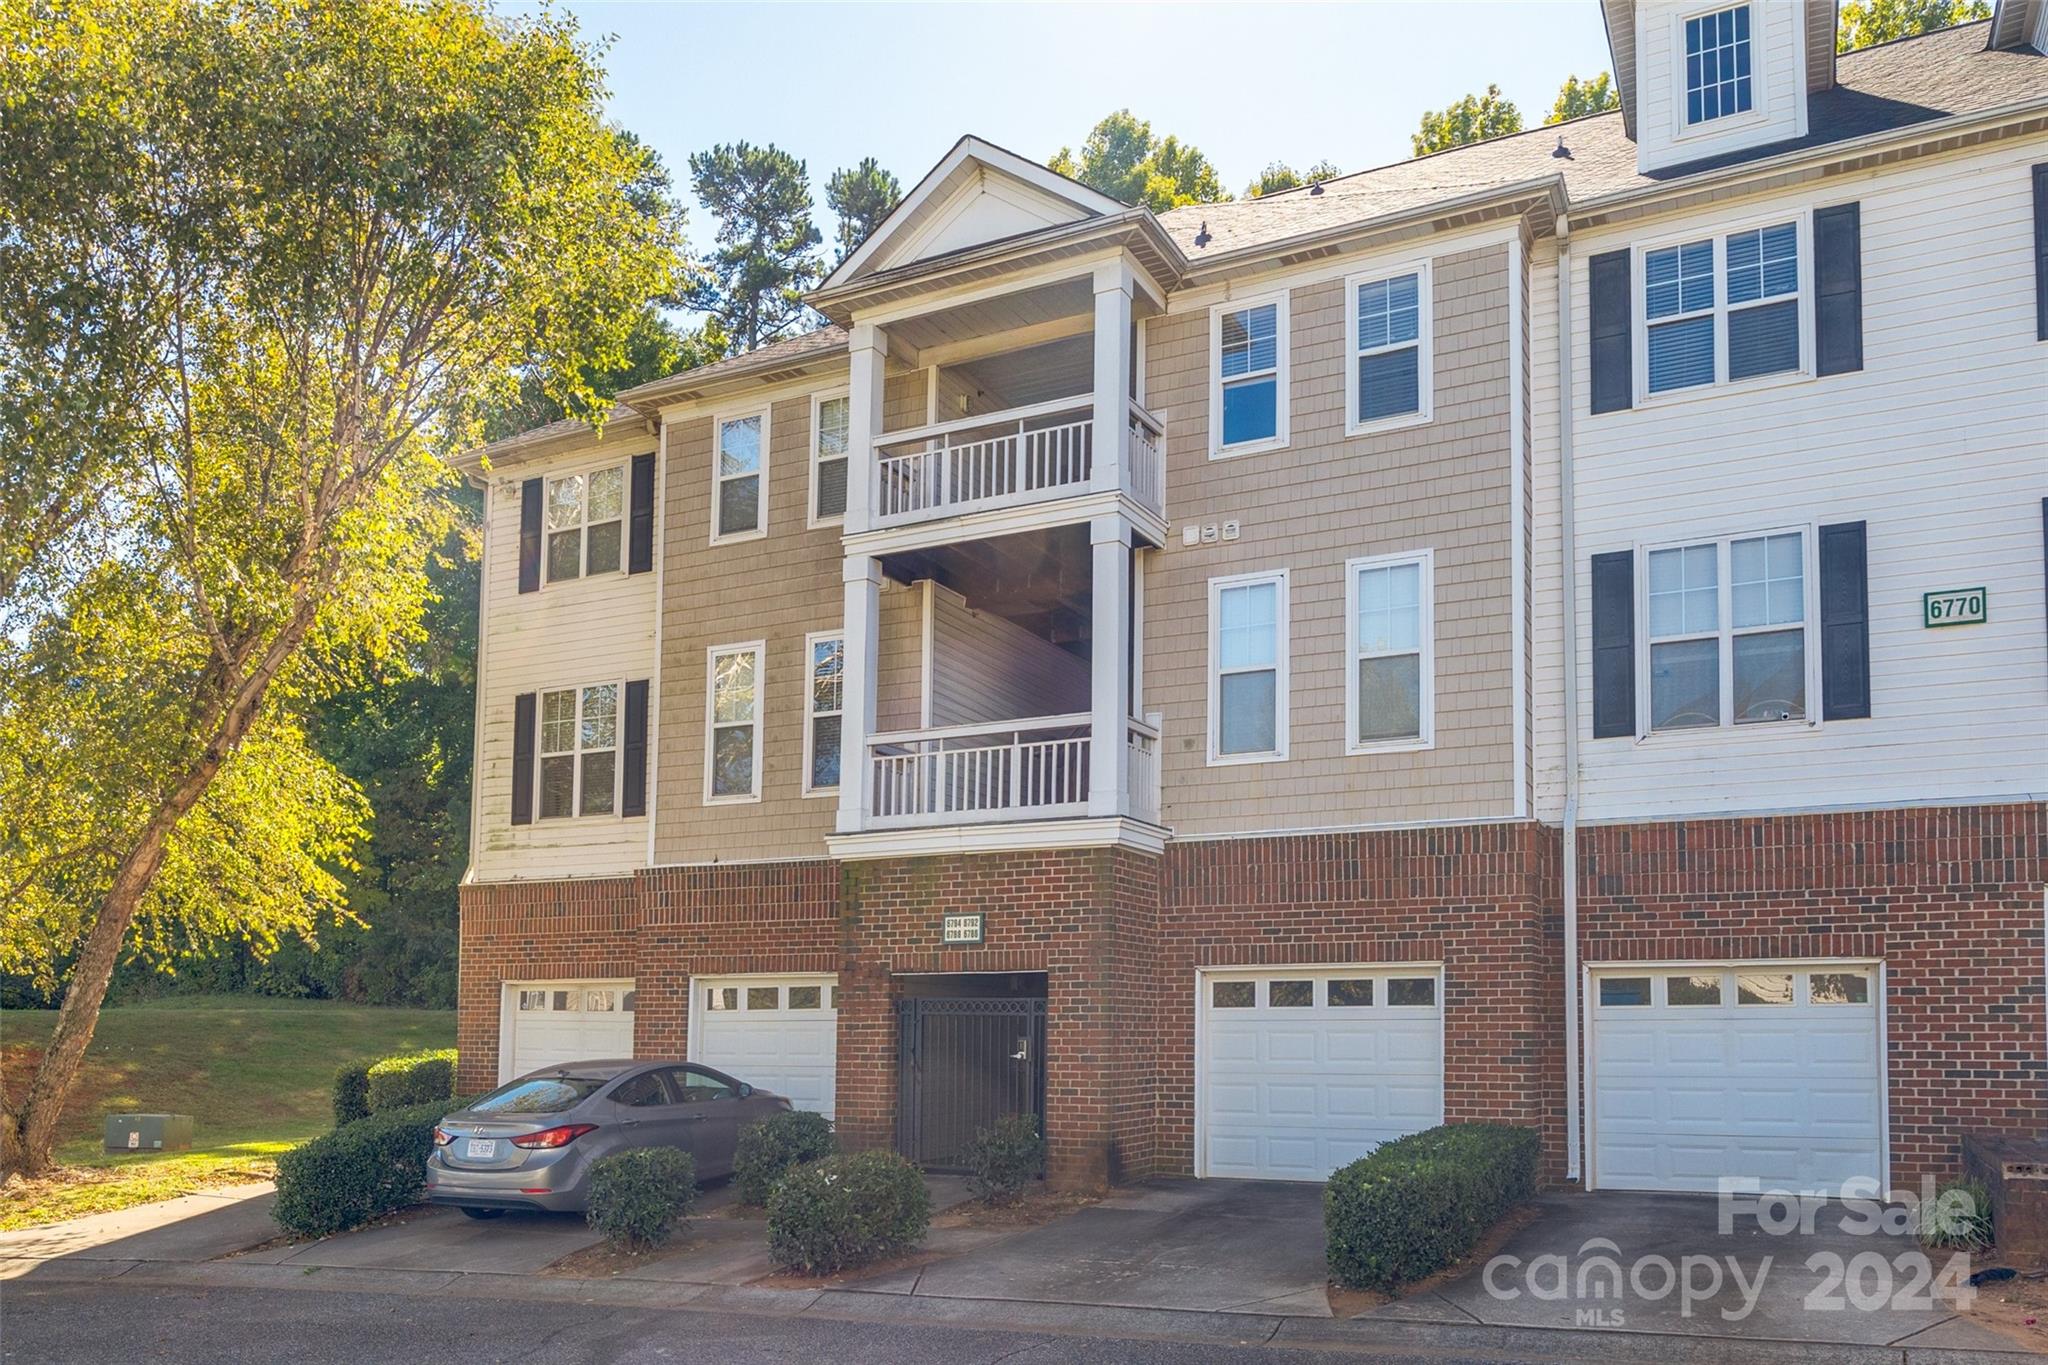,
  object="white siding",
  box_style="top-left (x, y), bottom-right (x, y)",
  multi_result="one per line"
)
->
top-left (471, 431), bottom-right (659, 882)
top-left (1633, 0), bottom-right (1806, 175)
top-left (1534, 138), bottom-right (2048, 822)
